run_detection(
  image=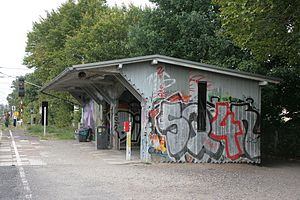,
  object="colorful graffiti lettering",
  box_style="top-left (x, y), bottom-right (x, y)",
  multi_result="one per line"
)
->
top-left (210, 102), bottom-right (244, 160)
top-left (147, 65), bottom-right (176, 102)
top-left (114, 102), bottom-right (141, 146)
top-left (149, 92), bottom-right (260, 163)
top-left (189, 72), bottom-right (214, 101)
top-left (146, 69), bottom-right (260, 163)
top-left (148, 133), bottom-right (167, 156)
top-left (230, 99), bottom-right (261, 159)
top-left (155, 99), bottom-right (223, 161)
